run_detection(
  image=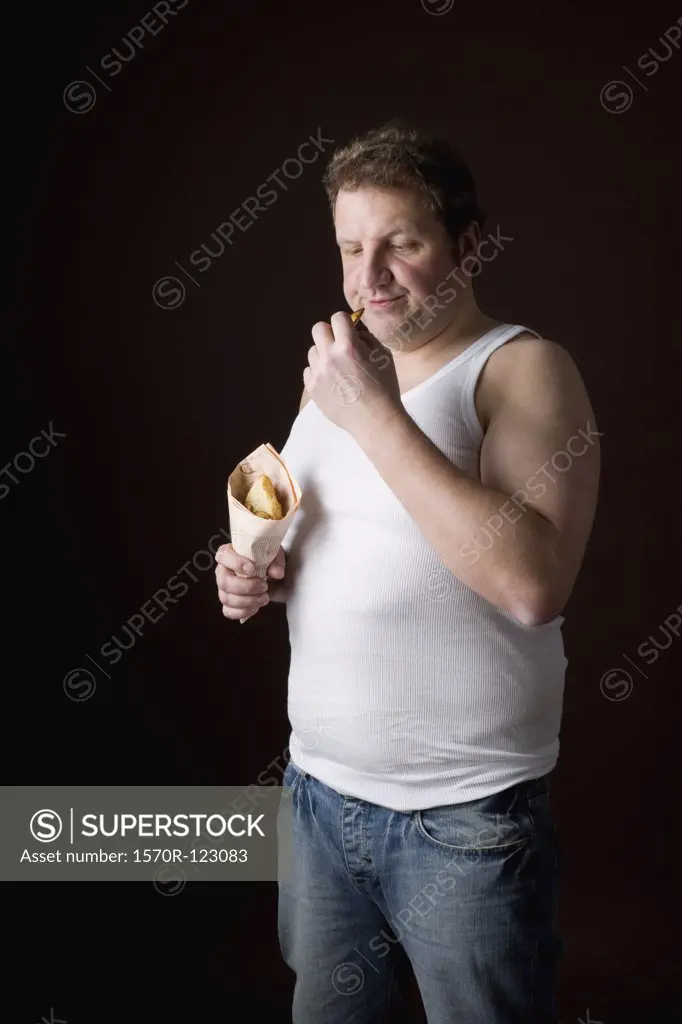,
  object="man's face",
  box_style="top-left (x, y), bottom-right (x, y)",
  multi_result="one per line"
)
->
top-left (335, 186), bottom-right (461, 352)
